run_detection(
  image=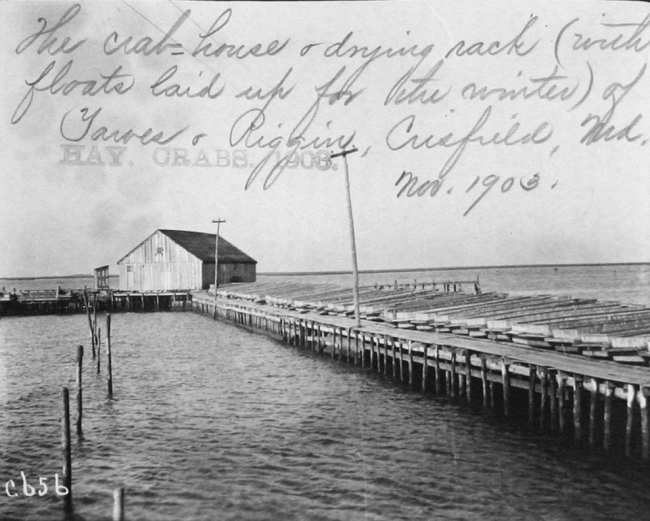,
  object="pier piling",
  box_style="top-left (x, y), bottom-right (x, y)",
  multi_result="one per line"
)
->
top-left (558, 373), bottom-right (567, 433)
top-left (626, 384), bottom-right (635, 457)
top-left (435, 345), bottom-right (442, 396)
top-left (422, 344), bottom-right (429, 393)
top-left (113, 487), bottom-right (125, 521)
top-left (589, 378), bottom-right (598, 447)
top-left (62, 387), bottom-right (72, 509)
top-left (107, 314), bottom-right (113, 397)
top-left (573, 374), bottom-right (583, 442)
top-left (540, 367), bottom-right (548, 429)
top-left (450, 351), bottom-right (457, 398)
top-left (639, 387), bottom-right (649, 461)
top-left (76, 345), bottom-right (83, 437)
top-left (408, 341), bottom-right (414, 388)
top-left (191, 288), bottom-right (650, 462)
top-left (550, 371), bottom-right (558, 431)
top-left (481, 357), bottom-right (488, 406)
top-left (97, 328), bottom-right (101, 374)
top-left (465, 350), bottom-right (472, 403)
top-left (502, 360), bottom-right (511, 416)
top-left (528, 365), bottom-right (536, 425)
top-left (604, 381), bottom-right (613, 451)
